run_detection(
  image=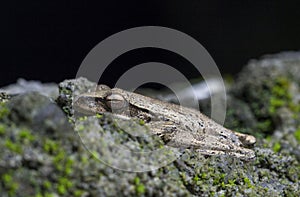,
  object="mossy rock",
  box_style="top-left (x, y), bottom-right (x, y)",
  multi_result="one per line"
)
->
top-left (232, 52), bottom-right (300, 136)
top-left (1, 53), bottom-right (300, 197)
